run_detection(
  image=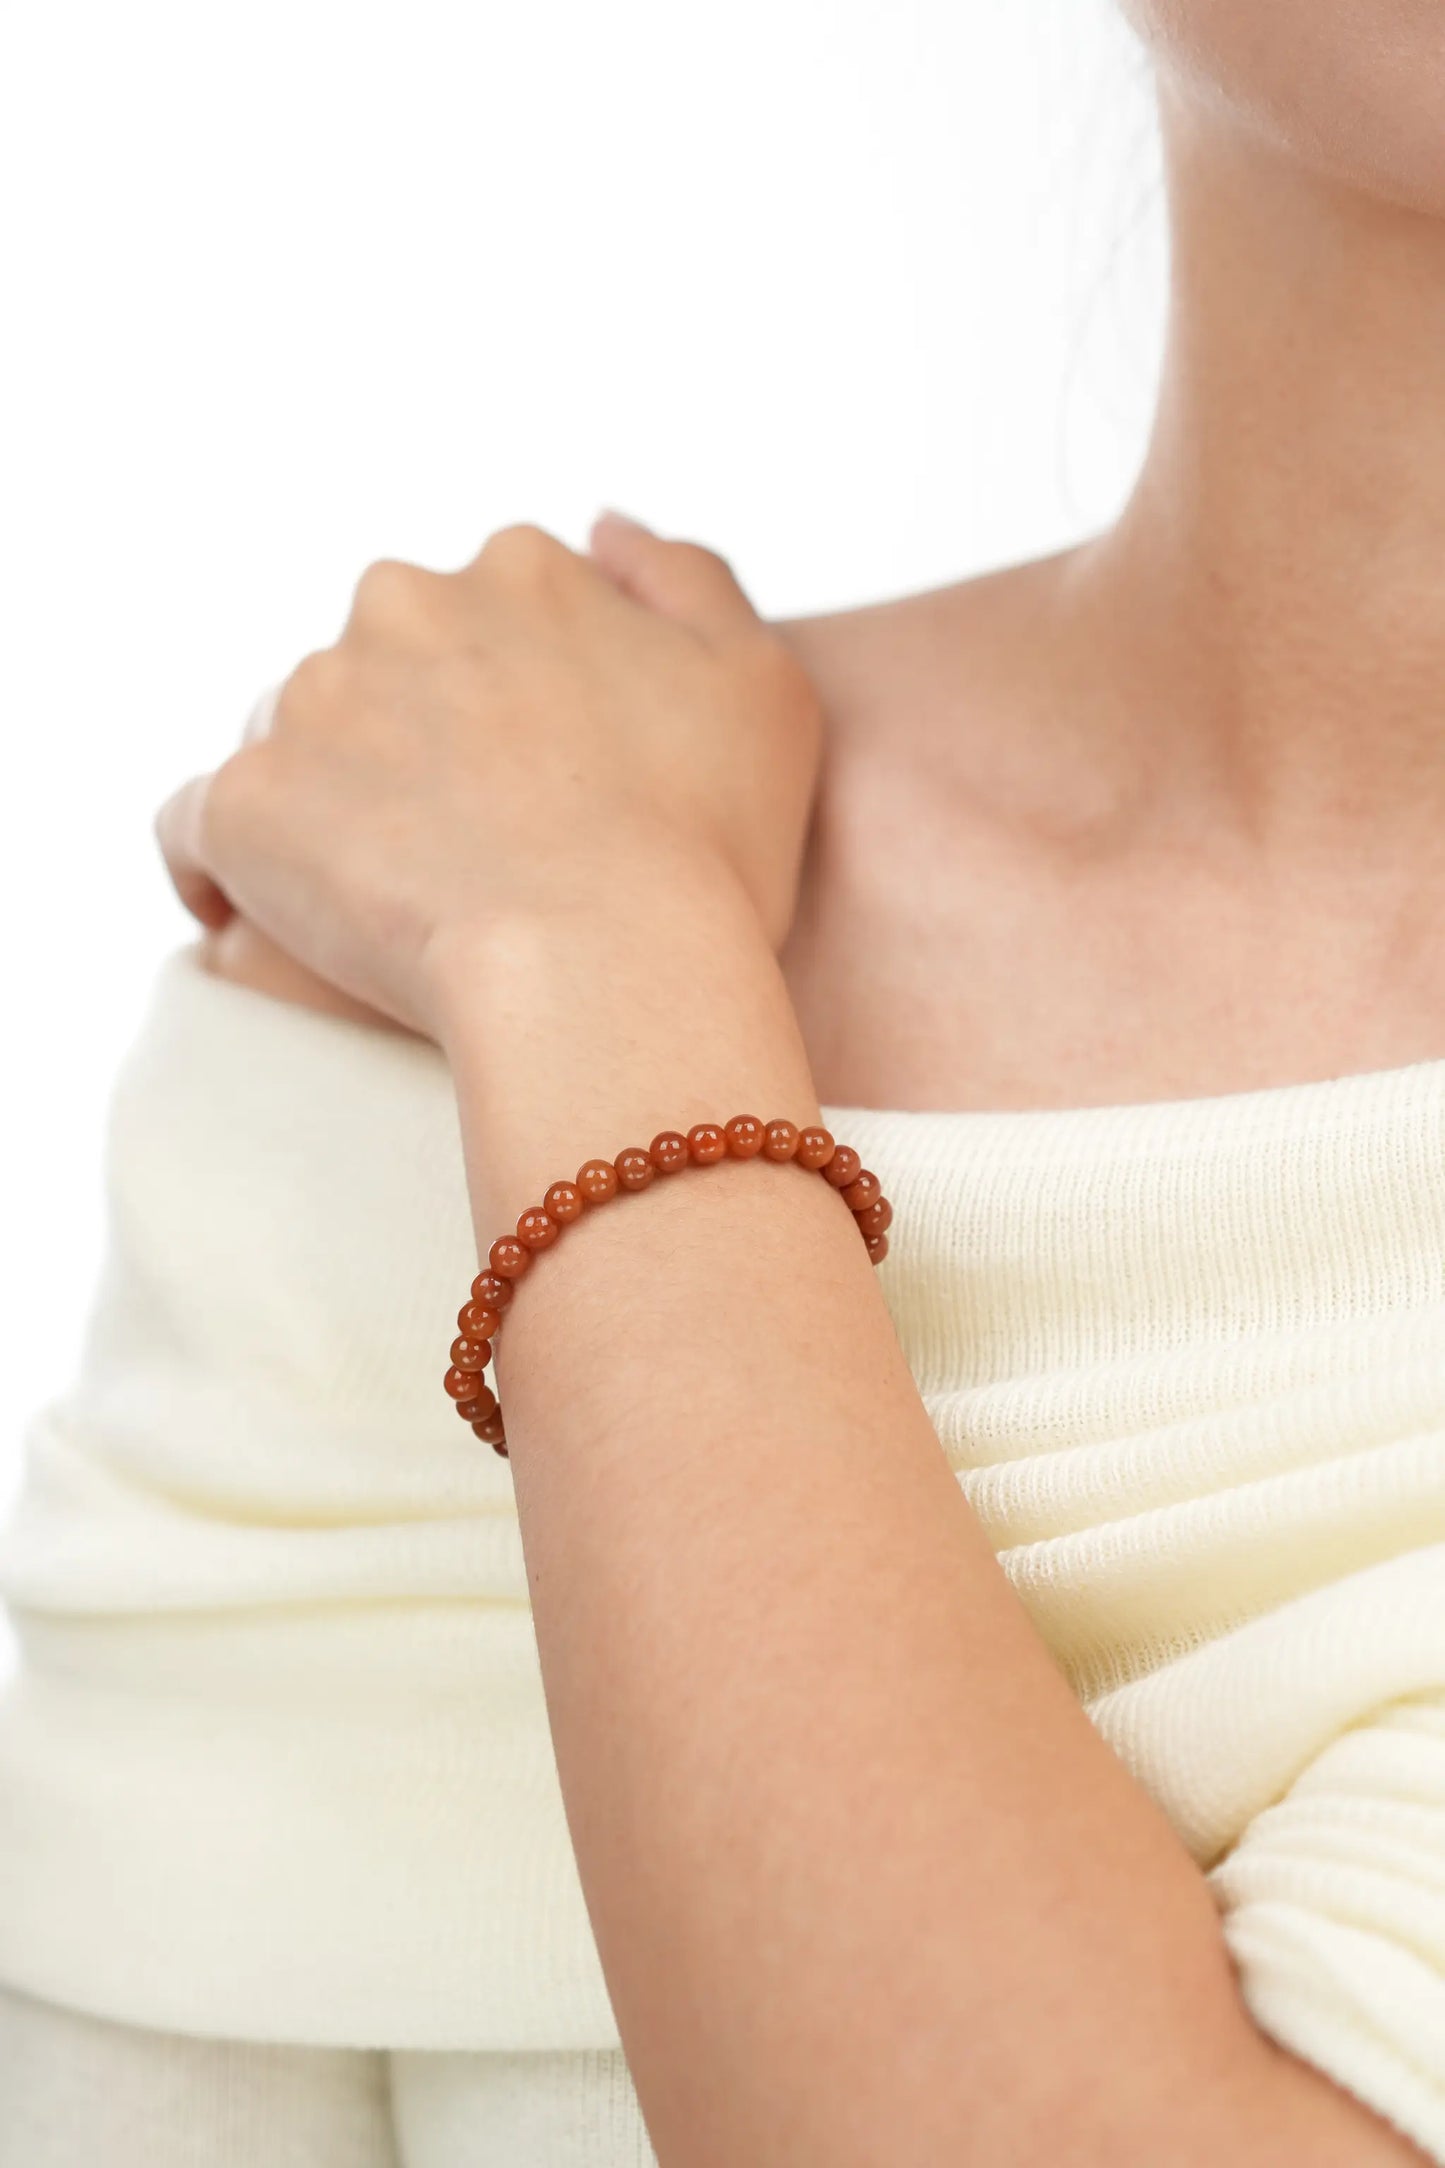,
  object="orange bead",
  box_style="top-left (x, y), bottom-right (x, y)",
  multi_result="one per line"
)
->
top-left (517, 1206), bottom-right (559, 1251)
top-left (724, 1114), bottom-right (765, 1158)
top-left (450, 1335), bottom-right (492, 1372)
top-left (795, 1126), bottom-right (835, 1170)
top-left (457, 1385), bottom-right (497, 1422)
top-left (488, 1236), bottom-right (532, 1280)
top-left (471, 1271), bottom-right (513, 1313)
top-left (544, 1180), bottom-right (584, 1225)
top-left (474, 1409), bottom-right (507, 1450)
top-left (762, 1119), bottom-right (800, 1161)
top-left (649, 1130), bottom-right (690, 1174)
top-left (687, 1123), bottom-right (726, 1165)
top-left (855, 1197), bottom-right (893, 1238)
top-left (822, 1144), bottom-right (862, 1190)
top-left (458, 1301), bottom-right (501, 1340)
top-left (865, 1233), bottom-right (889, 1265)
top-left (577, 1158), bottom-right (619, 1206)
top-left (841, 1169), bottom-right (881, 1213)
top-left (614, 1147), bottom-right (655, 1192)
top-left (445, 1365), bottom-right (479, 1400)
